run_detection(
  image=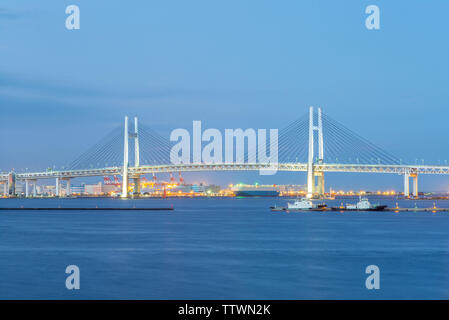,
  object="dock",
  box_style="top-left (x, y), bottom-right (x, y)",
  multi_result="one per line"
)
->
top-left (385, 207), bottom-right (449, 212)
top-left (0, 207), bottom-right (174, 211)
